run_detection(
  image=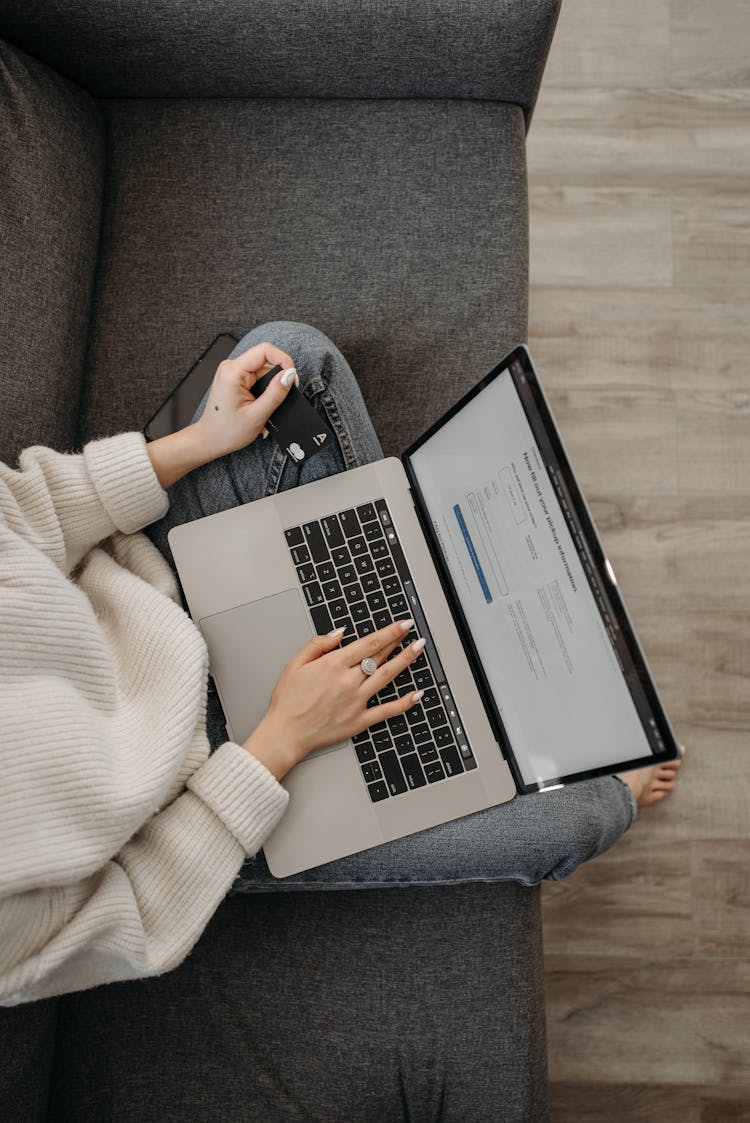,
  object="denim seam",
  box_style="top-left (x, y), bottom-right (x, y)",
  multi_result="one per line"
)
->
top-left (263, 367), bottom-right (359, 494)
